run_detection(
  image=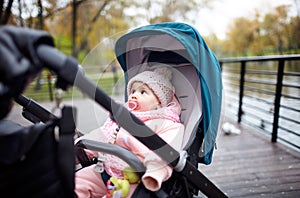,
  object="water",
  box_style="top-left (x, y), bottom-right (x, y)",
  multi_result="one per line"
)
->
top-left (222, 61), bottom-right (300, 150)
